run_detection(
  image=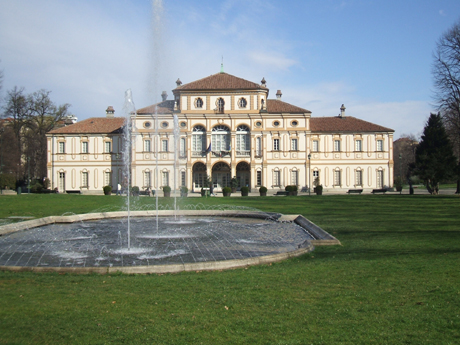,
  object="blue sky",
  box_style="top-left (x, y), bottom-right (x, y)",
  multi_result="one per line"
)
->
top-left (1, 0), bottom-right (459, 139)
